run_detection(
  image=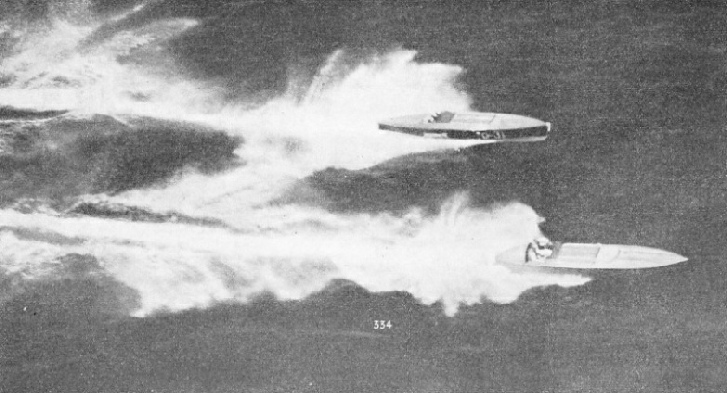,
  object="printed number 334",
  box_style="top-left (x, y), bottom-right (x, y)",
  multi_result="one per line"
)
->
top-left (374, 320), bottom-right (392, 329)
